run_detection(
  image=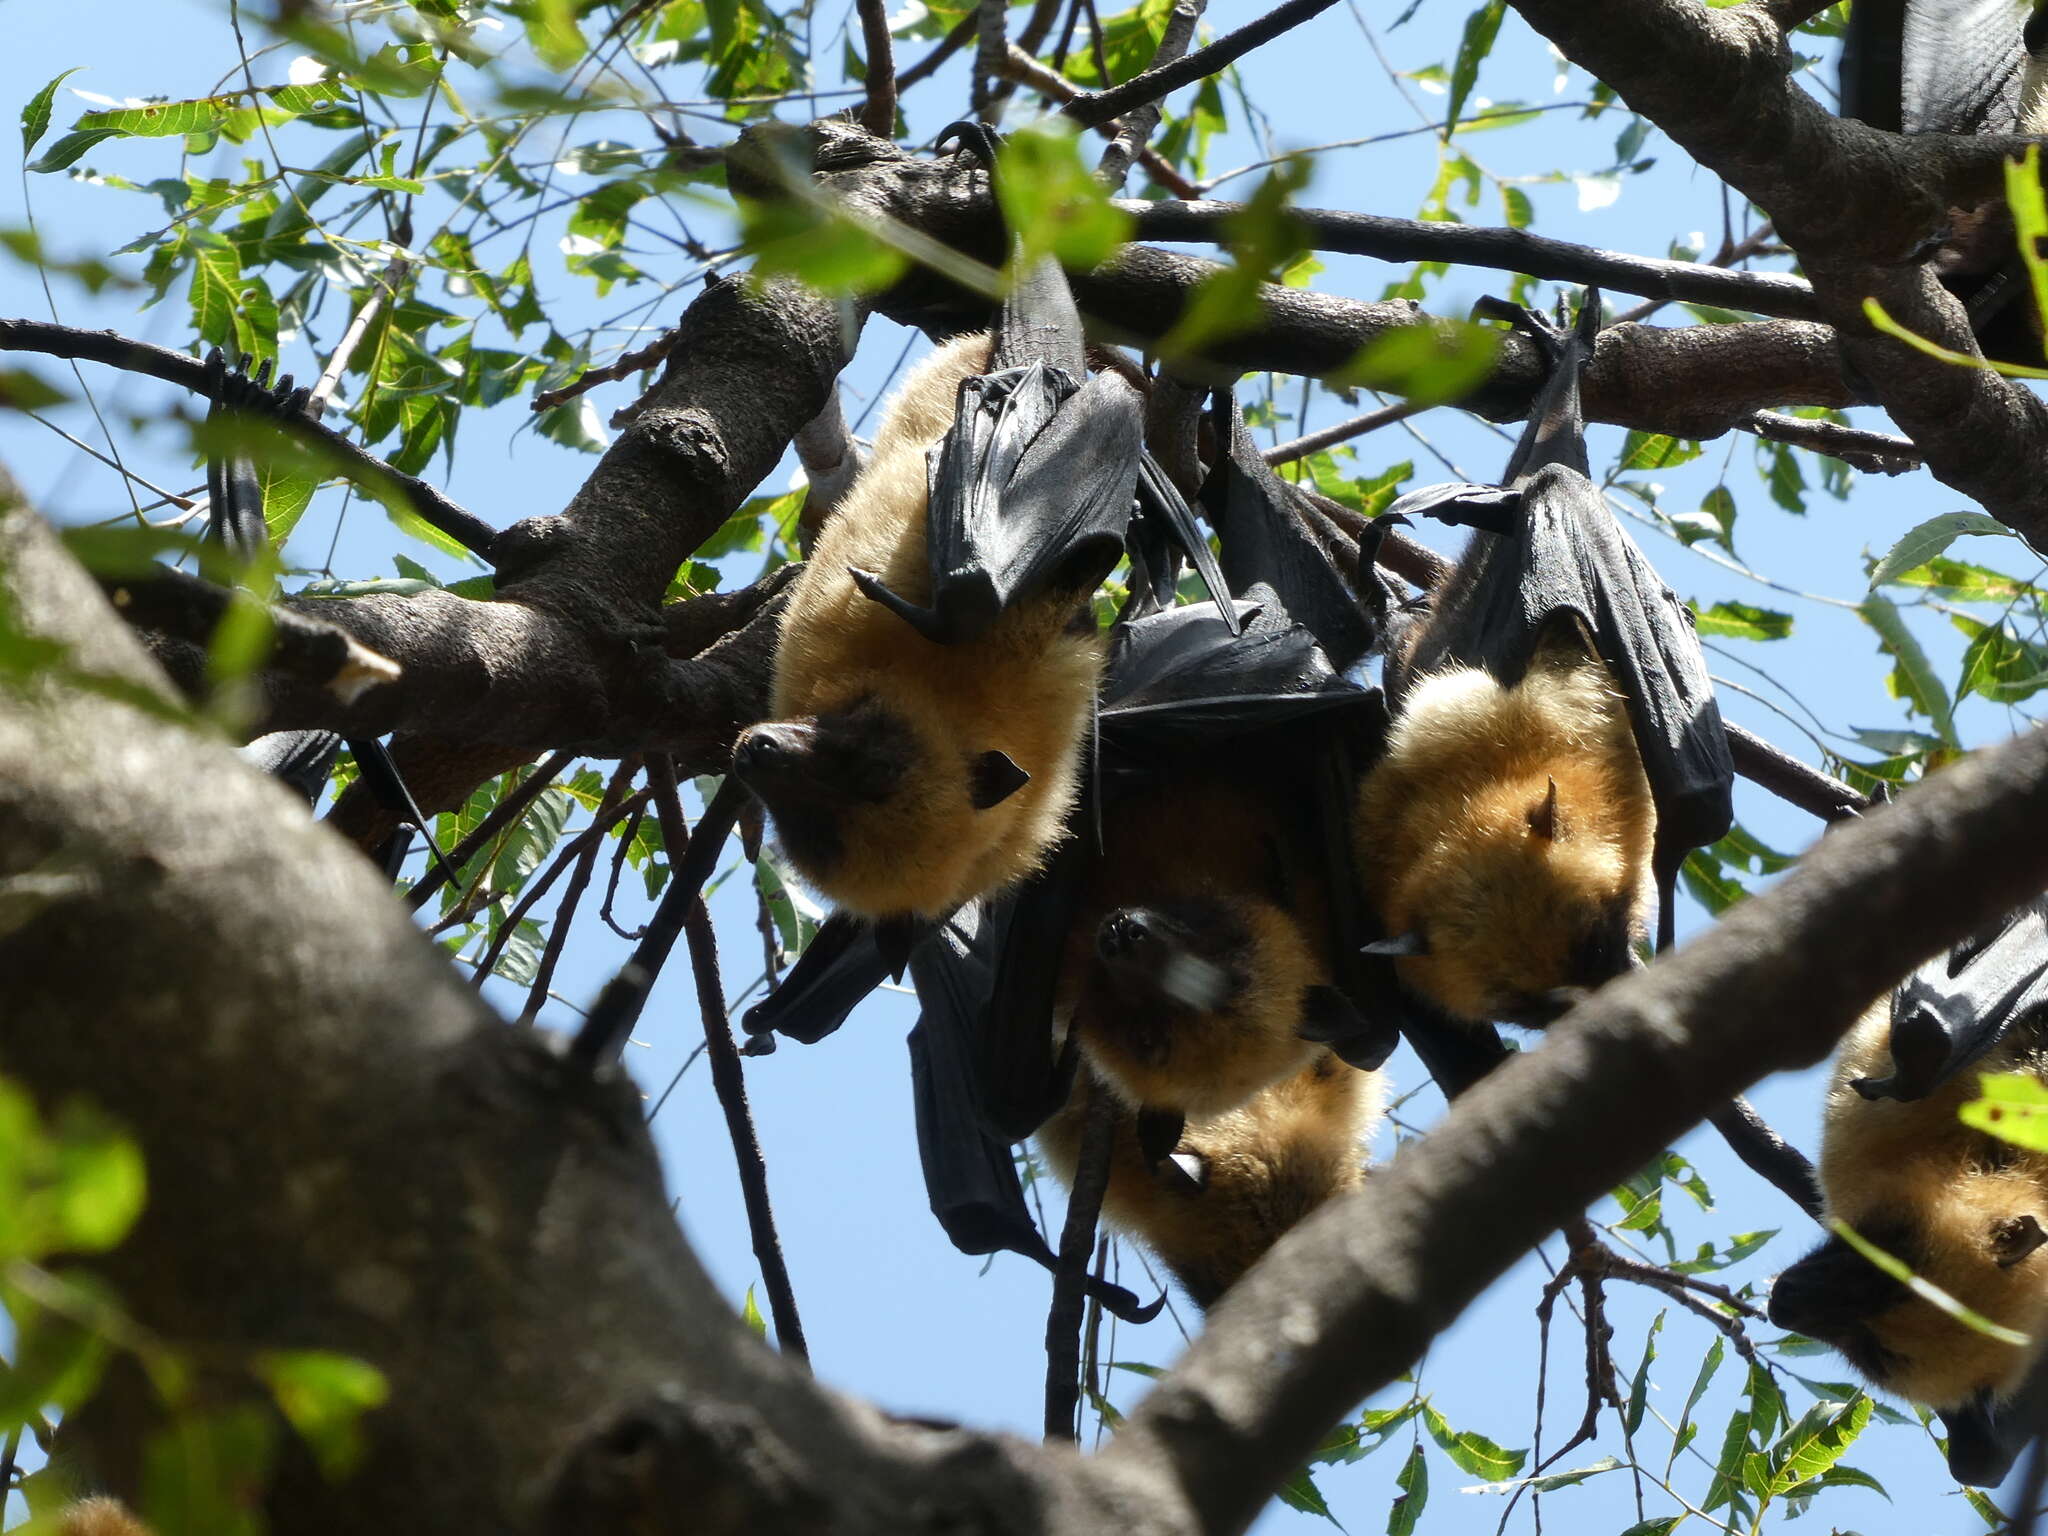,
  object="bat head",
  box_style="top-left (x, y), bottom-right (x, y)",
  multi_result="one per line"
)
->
top-left (732, 688), bottom-right (1030, 919)
top-left (1375, 761), bottom-right (1647, 1026)
top-left (1067, 890), bottom-right (1326, 1117)
top-left (1769, 1185), bottom-right (2048, 1411)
